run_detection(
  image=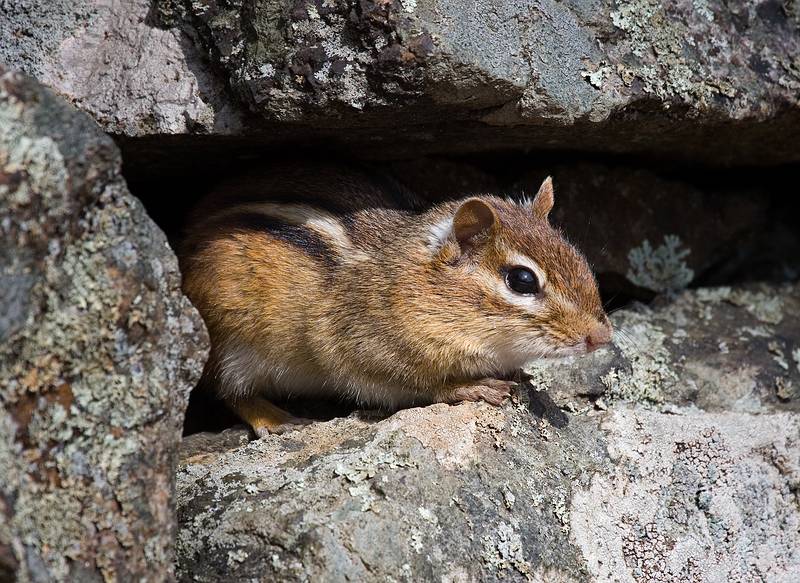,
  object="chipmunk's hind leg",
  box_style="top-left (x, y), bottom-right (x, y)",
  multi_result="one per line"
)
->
top-left (227, 395), bottom-right (312, 437)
